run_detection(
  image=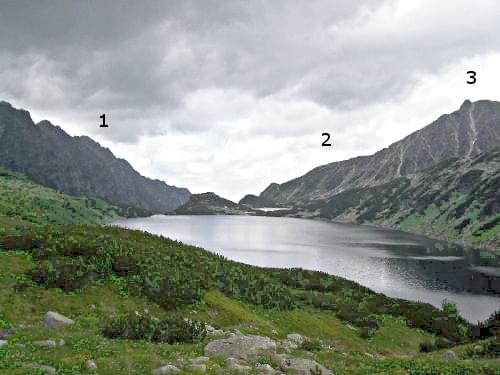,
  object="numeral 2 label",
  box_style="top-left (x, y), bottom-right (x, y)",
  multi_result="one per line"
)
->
top-left (322, 133), bottom-right (332, 147)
